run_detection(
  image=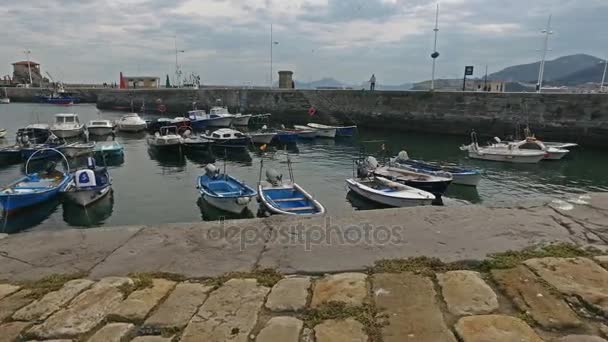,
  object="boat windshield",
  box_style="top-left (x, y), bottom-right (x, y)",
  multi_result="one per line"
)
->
top-left (57, 115), bottom-right (76, 123)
